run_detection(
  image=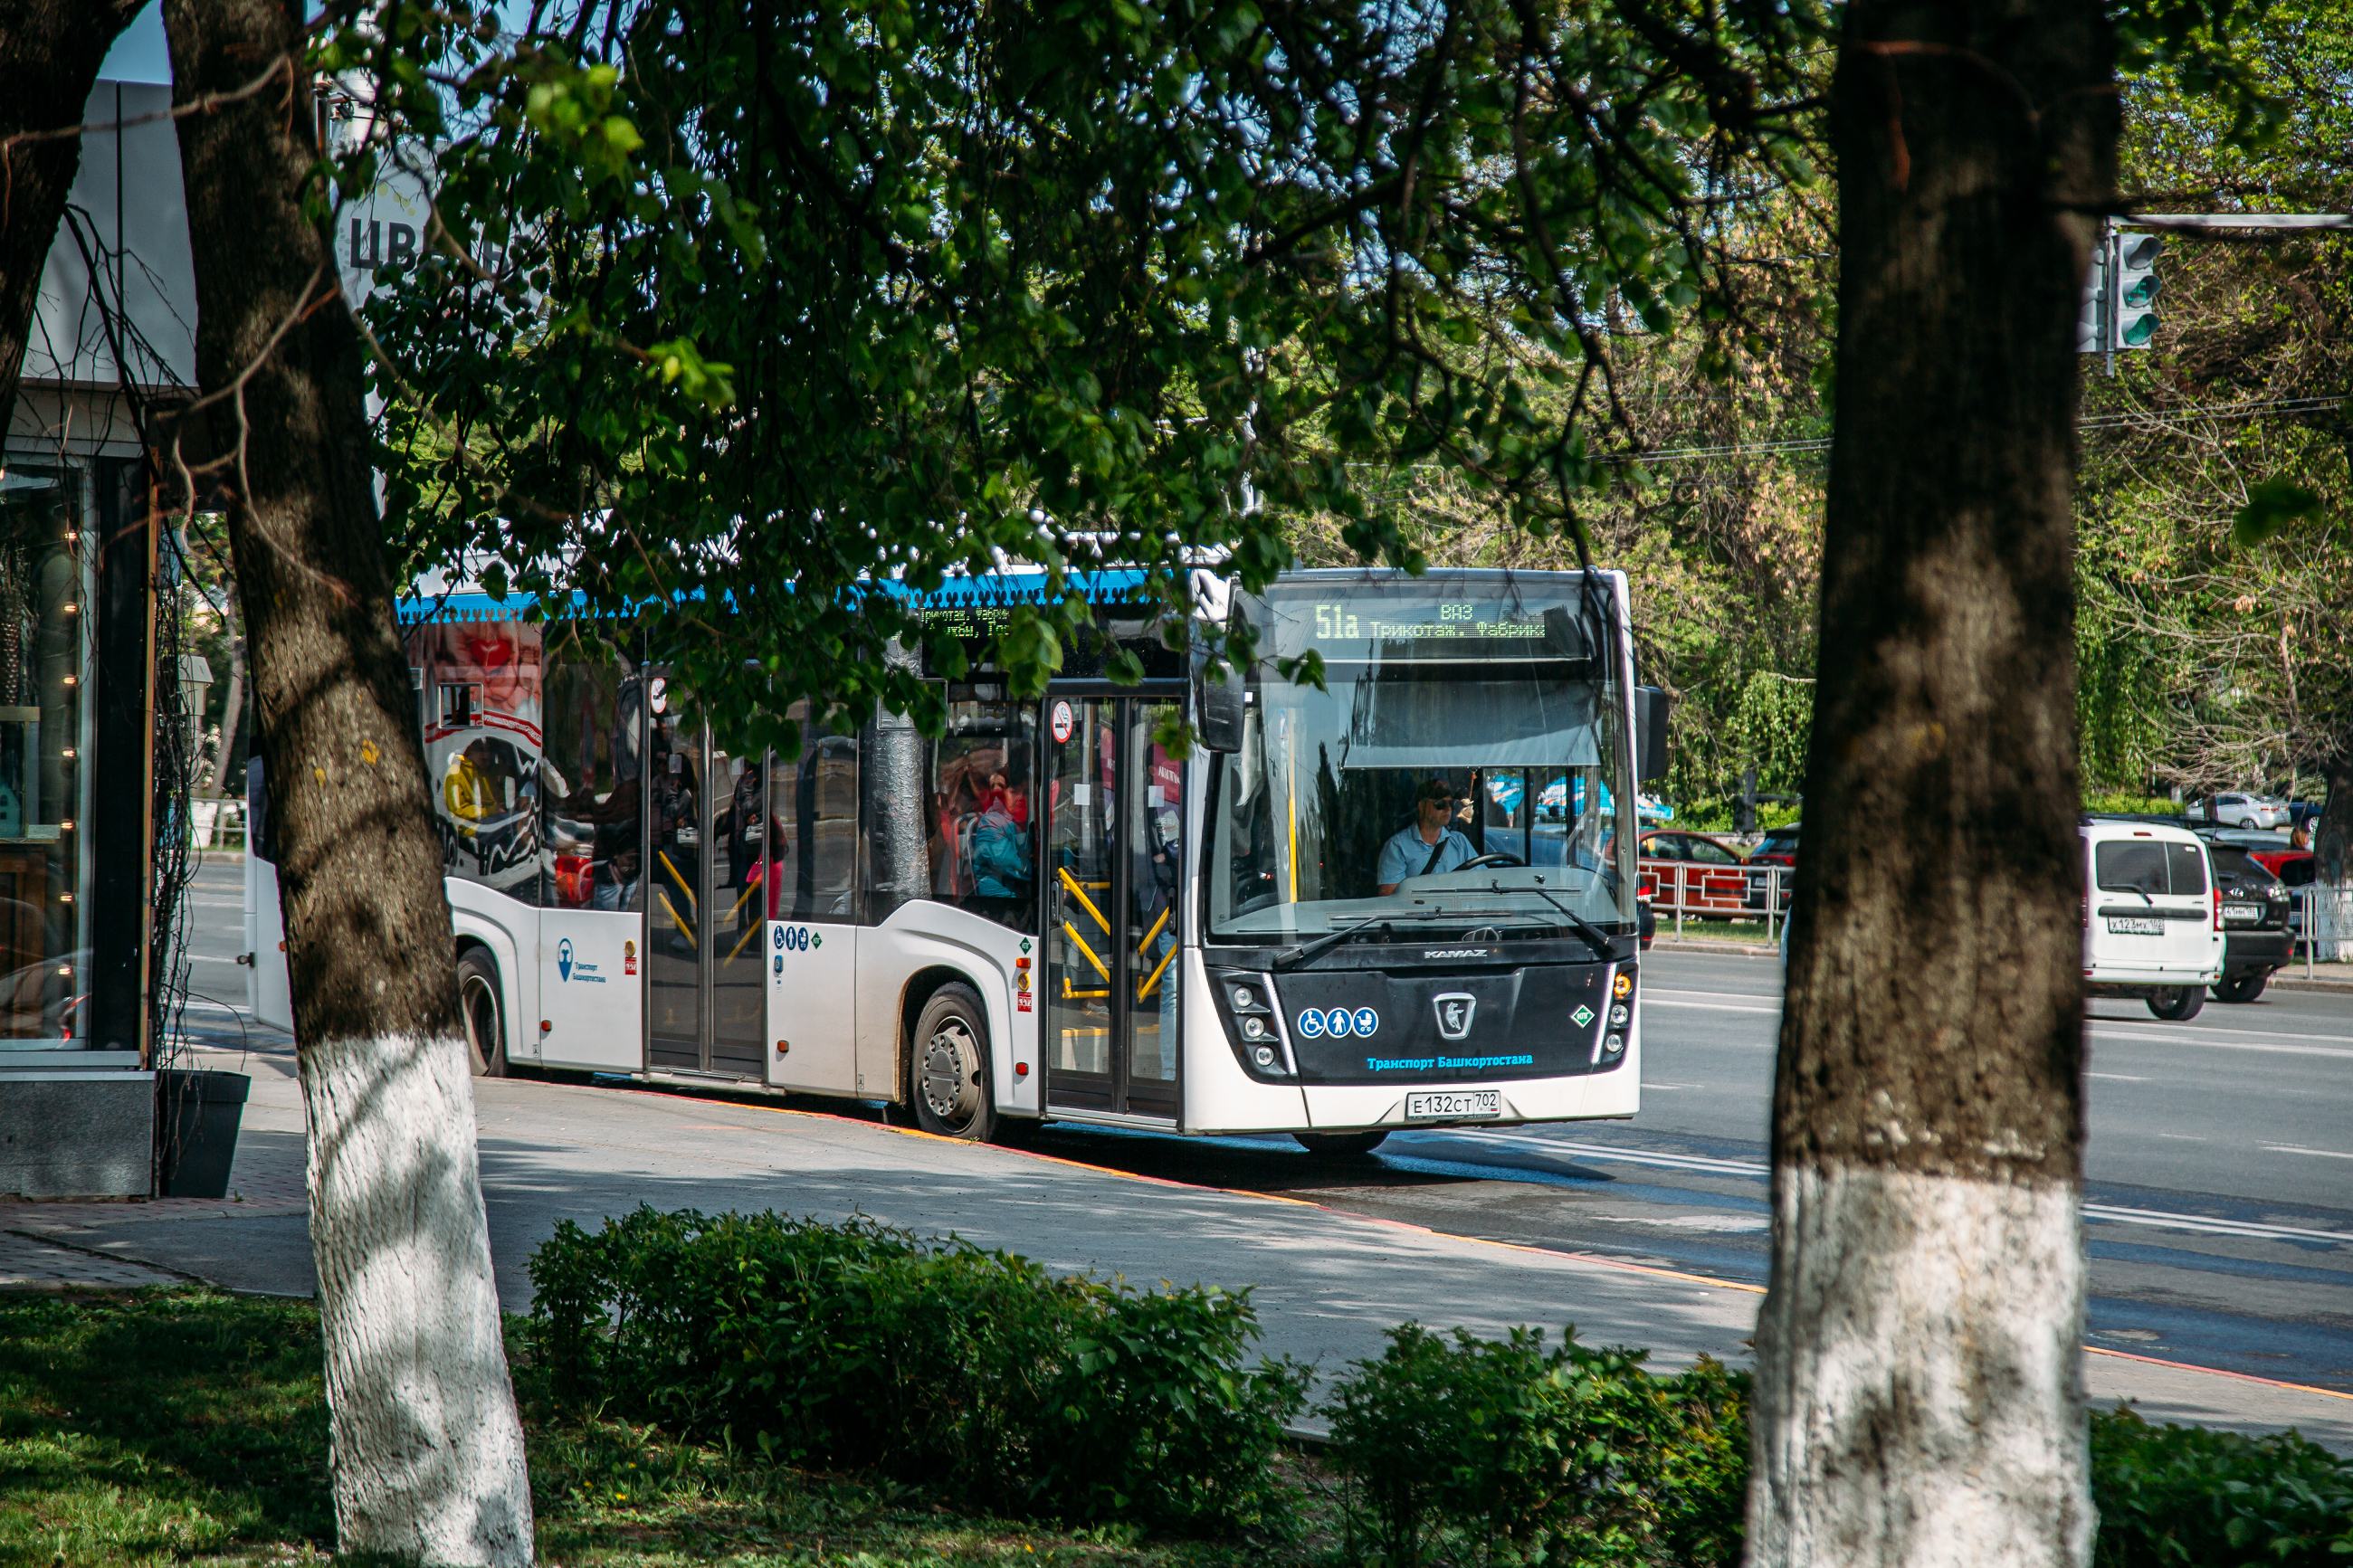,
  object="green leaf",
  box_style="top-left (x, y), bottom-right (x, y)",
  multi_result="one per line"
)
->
top-left (2233, 479), bottom-right (2324, 548)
